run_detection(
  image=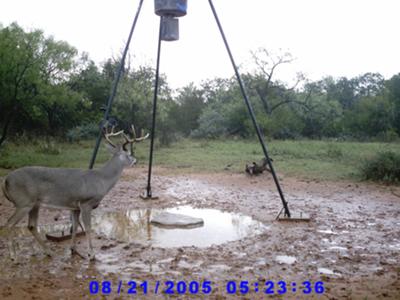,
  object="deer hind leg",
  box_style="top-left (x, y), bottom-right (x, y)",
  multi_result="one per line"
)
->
top-left (5, 206), bottom-right (32, 227)
top-left (4, 206), bottom-right (33, 260)
top-left (28, 205), bottom-right (53, 257)
top-left (80, 206), bottom-right (95, 260)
